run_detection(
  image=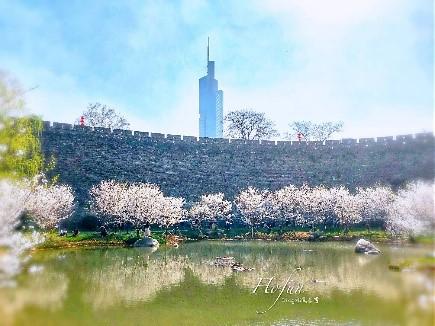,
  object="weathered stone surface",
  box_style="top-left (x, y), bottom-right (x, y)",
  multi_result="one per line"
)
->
top-left (214, 256), bottom-right (236, 267)
top-left (134, 236), bottom-right (159, 248)
top-left (355, 239), bottom-right (381, 254)
top-left (40, 124), bottom-right (434, 221)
